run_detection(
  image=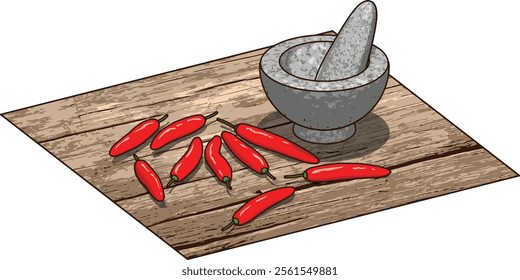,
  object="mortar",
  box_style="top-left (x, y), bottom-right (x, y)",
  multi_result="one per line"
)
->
top-left (260, 35), bottom-right (389, 144)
